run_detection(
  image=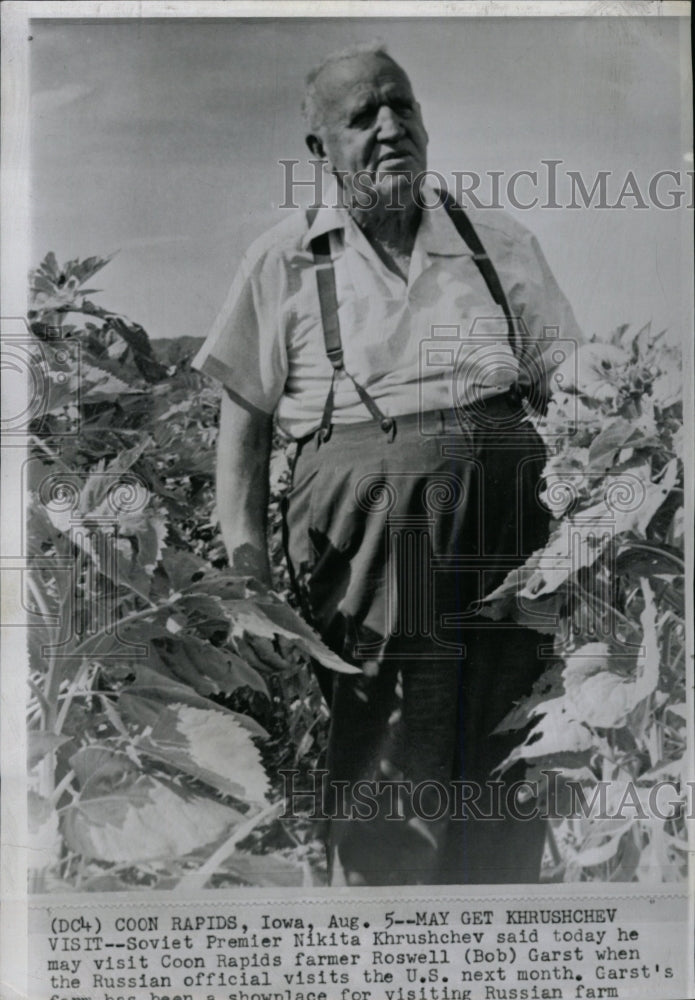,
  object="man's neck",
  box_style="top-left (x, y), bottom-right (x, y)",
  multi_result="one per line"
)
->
top-left (351, 199), bottom-right (421, 256)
